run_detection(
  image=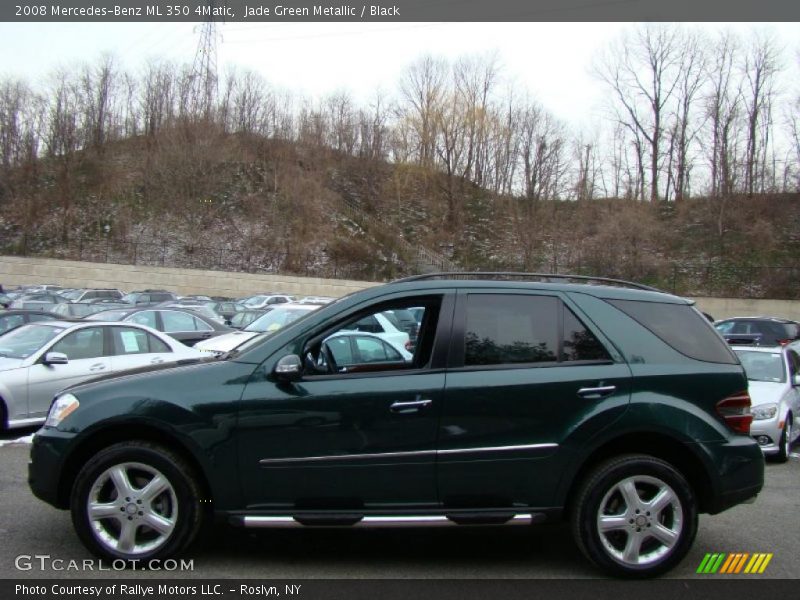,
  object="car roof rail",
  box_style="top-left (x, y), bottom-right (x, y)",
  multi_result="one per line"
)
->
top-left (391, 271), bottom-right (664, 292)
